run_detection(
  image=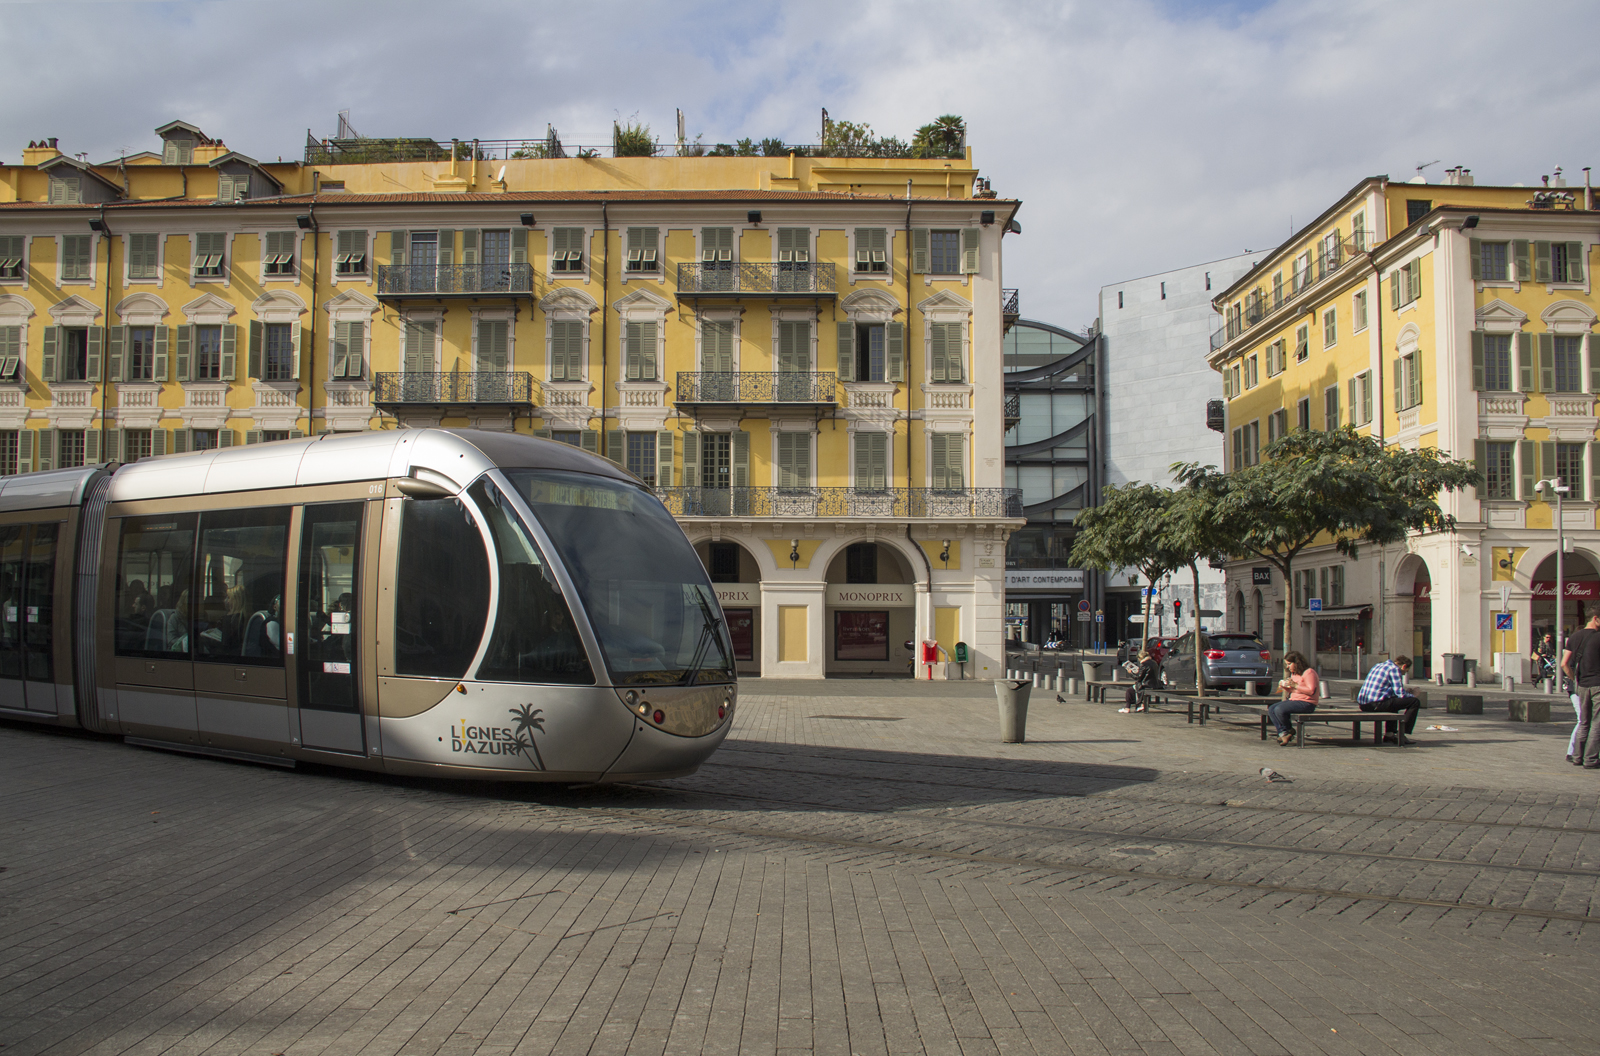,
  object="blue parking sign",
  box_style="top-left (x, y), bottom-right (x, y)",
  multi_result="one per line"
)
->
top-left (1308, 598), bottom-right (1323, 613)
top-left (1495, 612), bottom-right (1514, 631)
